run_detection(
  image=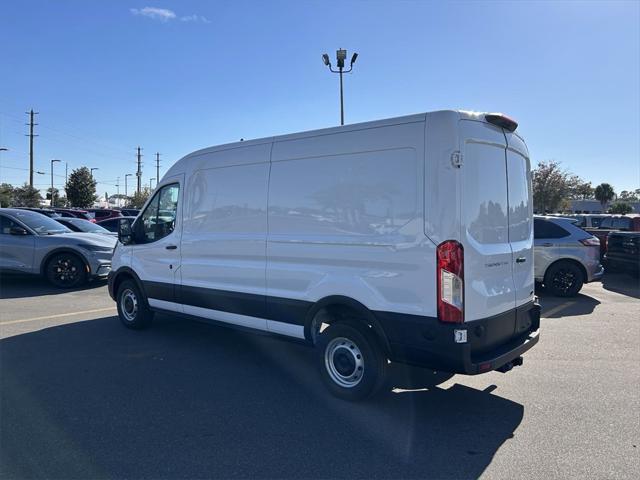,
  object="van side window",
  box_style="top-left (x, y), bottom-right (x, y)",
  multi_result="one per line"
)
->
top-left (139, 183), bottom-right (179, 243)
